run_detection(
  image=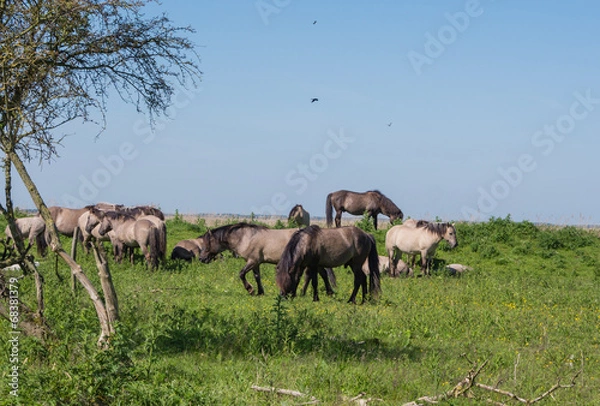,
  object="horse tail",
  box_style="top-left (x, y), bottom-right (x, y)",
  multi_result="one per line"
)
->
top-left (325, 267), bottom-right (337, 288)
top-left (158, 222), bottom-right (167, 261)
top-left (325, 193), bottom-right (334, 227)
top-left (148, 226), bottom-right (160, 270)
top-left (367, 235), bottom-right (381, 298)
